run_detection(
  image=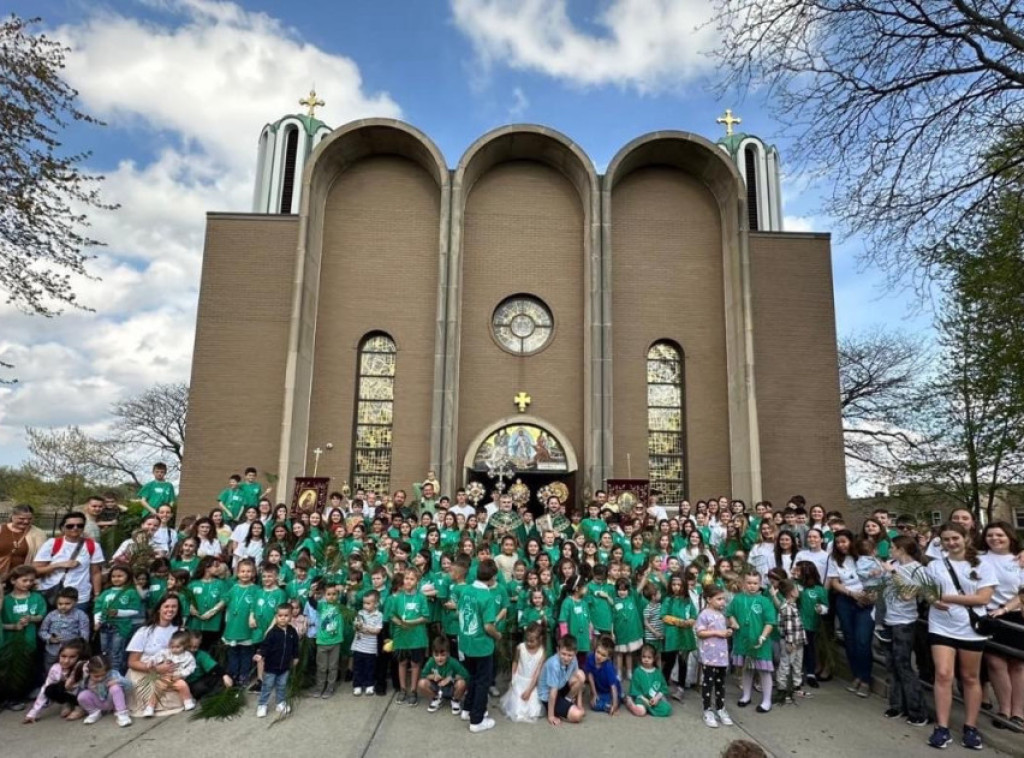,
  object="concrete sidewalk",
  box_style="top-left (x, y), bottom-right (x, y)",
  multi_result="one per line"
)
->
top-left (1, 679), bottom-right (1019, 758)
